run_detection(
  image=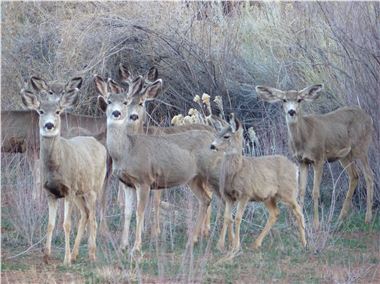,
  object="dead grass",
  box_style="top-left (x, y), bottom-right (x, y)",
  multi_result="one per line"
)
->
top-left (1, 1), bottom-right (380, 283)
